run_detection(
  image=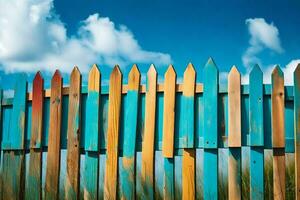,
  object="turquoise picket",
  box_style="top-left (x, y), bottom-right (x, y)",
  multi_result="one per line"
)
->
top-left (294, 64), bottom-right (300, 198)
top-left (203, 58), bottom-right (218, 148)
top-left (120, 65), bottom-right (140, 199)
top-left (0, 89), bottom-right (2, 199)
top-left (84, 65), bottom-right (101, 199)
top-left (249, 64), bottom-right (264, 199)
top-left (2, 73), bottom-right (27, 199)
top-left (164, 158), bottom-right (174, 199)
top-left (203, 58), bottom-right (218, 199)
top-left (249, 64), bottom-right (264, 146)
